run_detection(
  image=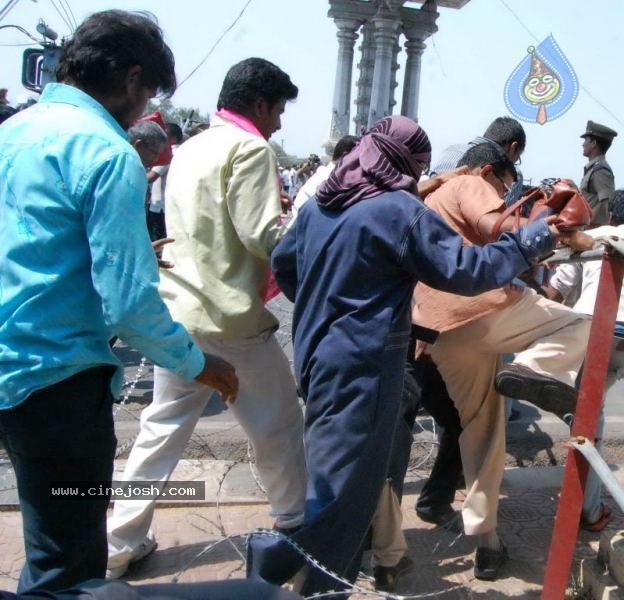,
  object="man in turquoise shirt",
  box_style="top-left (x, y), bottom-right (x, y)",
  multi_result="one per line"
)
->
top-left (0, 10), bottom-right (237, 593)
